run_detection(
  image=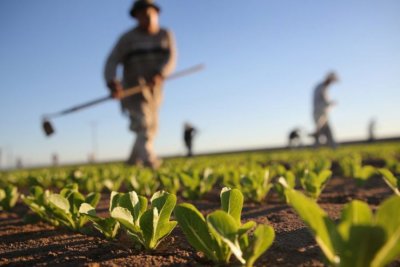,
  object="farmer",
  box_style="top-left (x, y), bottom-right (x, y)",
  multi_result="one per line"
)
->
top-left (311, 72), bottom-right (338, 148)
top-left (104, 0), bottom-right (176, 168)
top-left (368, 118), bottom-right (377, 142)
top-left (183, 122), bottom-right (197, 157)
top-left (288, 128), bottom-right (302, 148)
